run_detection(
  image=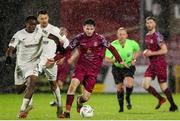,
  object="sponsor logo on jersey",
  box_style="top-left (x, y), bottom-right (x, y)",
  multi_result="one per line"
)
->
top-left (43, 41), bottom-right (49, 44)
top-left (150, 39), bottom-right (153, 44)
top-left (42, 29), bottom-right (48, 35)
